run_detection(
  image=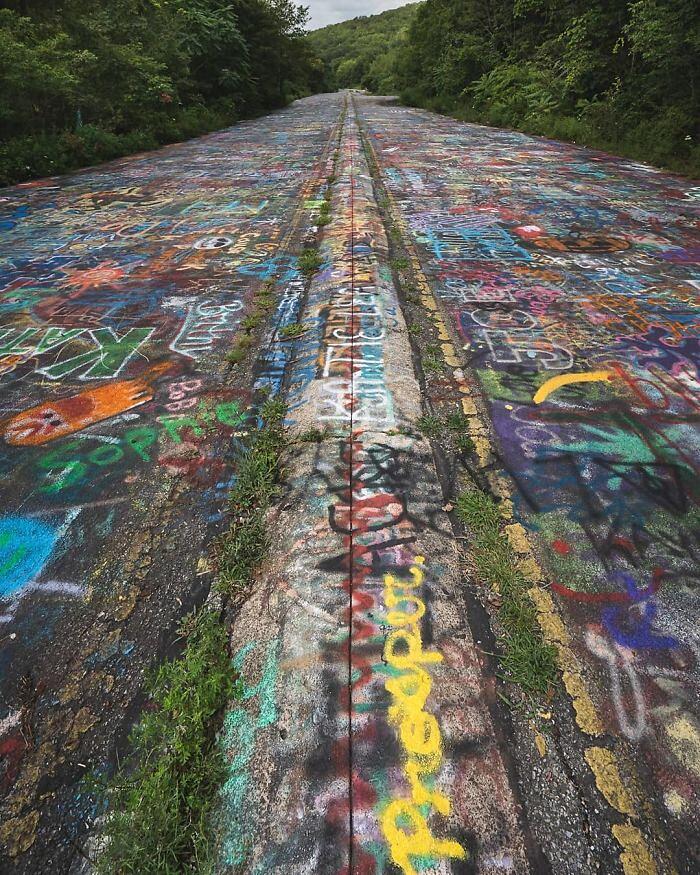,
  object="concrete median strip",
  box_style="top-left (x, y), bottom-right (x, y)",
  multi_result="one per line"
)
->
top-left (214, 106), bottom-right (531, 873)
